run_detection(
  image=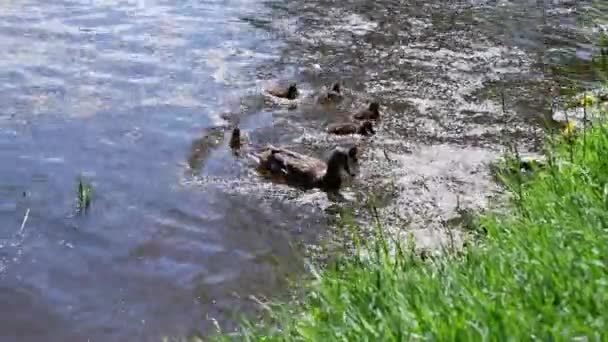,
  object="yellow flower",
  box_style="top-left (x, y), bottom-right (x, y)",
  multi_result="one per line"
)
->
top-left (562, 120), bottom-right (576, 137)
top-left (580, 94), bottom-right (597, 107)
